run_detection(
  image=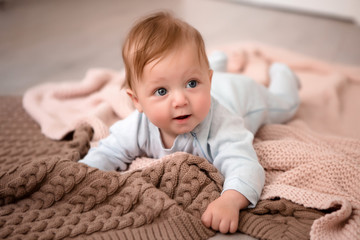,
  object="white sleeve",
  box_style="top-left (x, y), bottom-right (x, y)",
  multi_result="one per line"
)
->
top-left (79, 111), bottom-right (146, 171)
top-left (208, 103), bottom-right (265, 208)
